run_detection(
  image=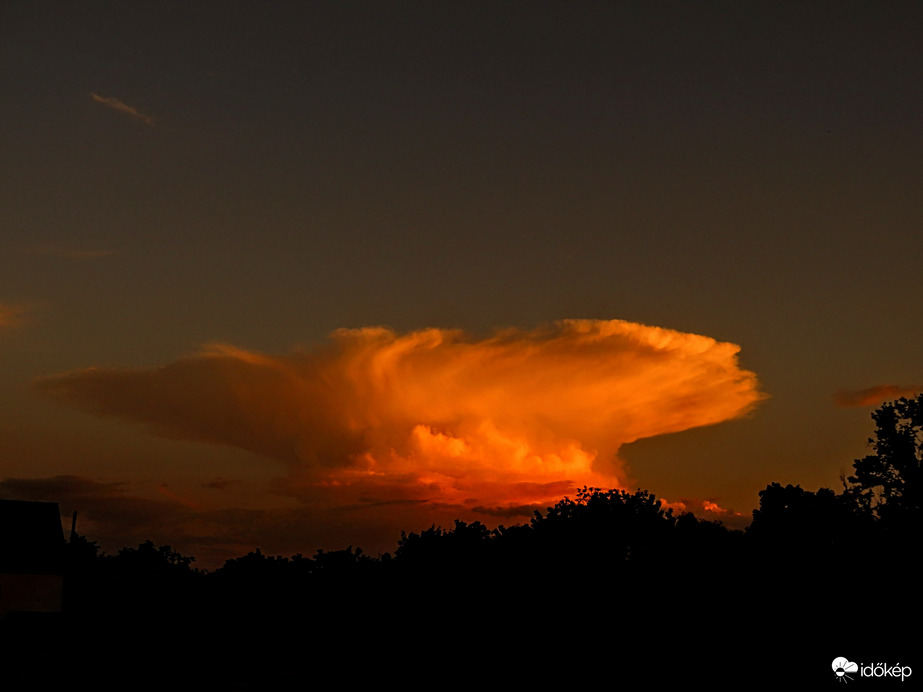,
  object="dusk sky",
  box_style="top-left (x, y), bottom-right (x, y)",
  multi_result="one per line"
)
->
top-left (2, 1), bottom-right (922, 567)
